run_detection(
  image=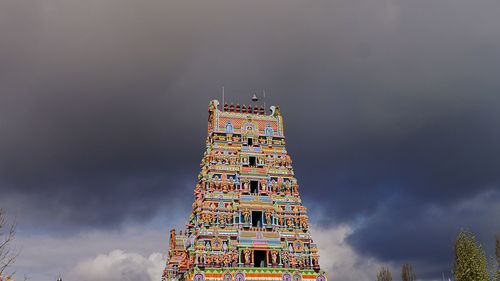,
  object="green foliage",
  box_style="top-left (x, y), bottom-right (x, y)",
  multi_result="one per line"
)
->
top-left (402, 263), bottom-right (416, 281)
top-left (495, 235), bottom-right (500, 281)
top-left (377, 266), bottom-right (393, 281)
top-left (453, 230), bottom-right (489, 281)
top-left (496, 235), bottom-right (500, 265)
